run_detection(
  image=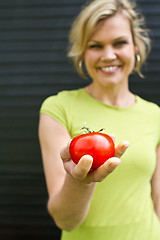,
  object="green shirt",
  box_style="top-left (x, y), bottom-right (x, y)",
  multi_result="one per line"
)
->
top-left (40, 88), bottom-right (160, 240)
